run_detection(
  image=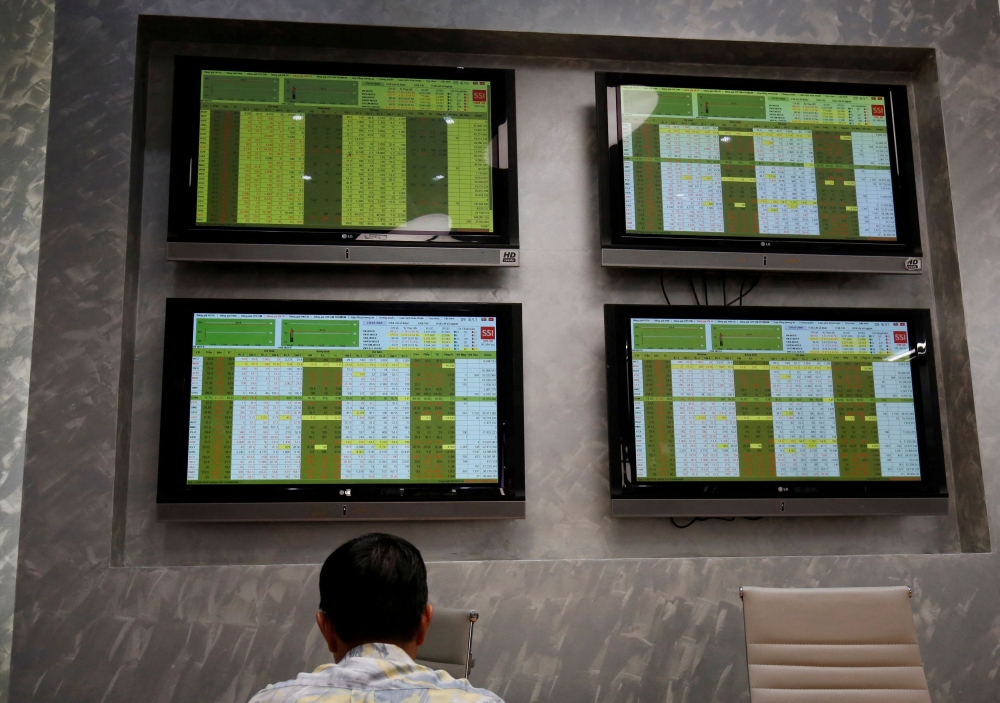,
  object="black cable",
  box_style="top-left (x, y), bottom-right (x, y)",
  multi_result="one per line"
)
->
top-left (724, 274), bottom-right (762, 307)
top-left (669, 516), bottom-right (737, 528)
top-left (703, 274), bottom-right (709, 307)
top-left (741, 274), bottom-right (761, 303)
top-left (659, 271), bottom-right (671, 305)
top-left (725, 277), bottom-right (745, 306)
top-left (689, 276), bottom-right (701, 305)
